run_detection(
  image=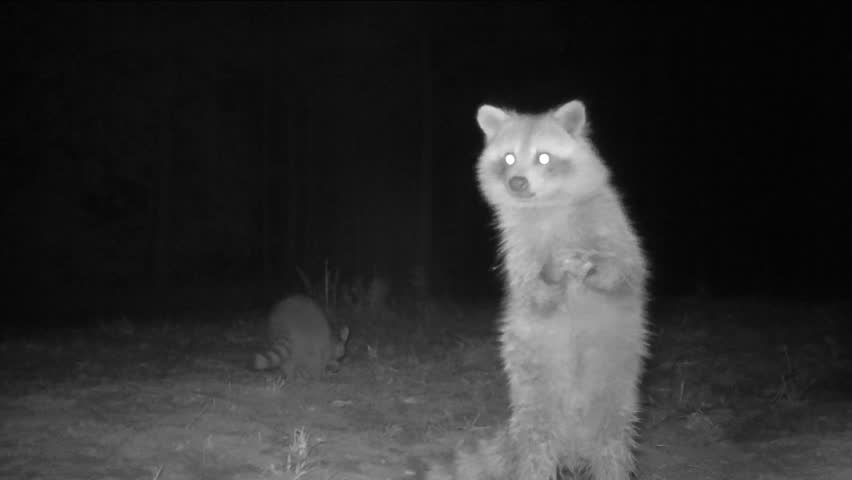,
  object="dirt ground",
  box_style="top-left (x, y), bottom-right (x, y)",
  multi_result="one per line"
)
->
top-left (1, 293), bottom-right (850, 480)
